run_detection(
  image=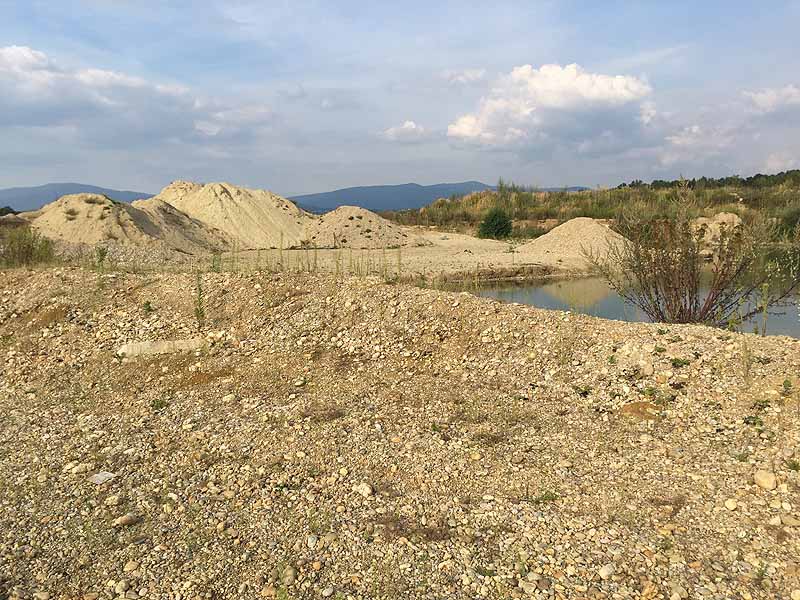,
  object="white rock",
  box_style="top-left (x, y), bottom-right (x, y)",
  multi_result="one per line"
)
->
top-left (88, 471), bottom-right (116, 485)
top-left (754, 470), bottom-right (777, 491)
top-left (117, 338), bottom-right (205, 358)
top-left (353, 482), bottom-right (374, 498)
top-left (598, 563), bottom-right (615, 580)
